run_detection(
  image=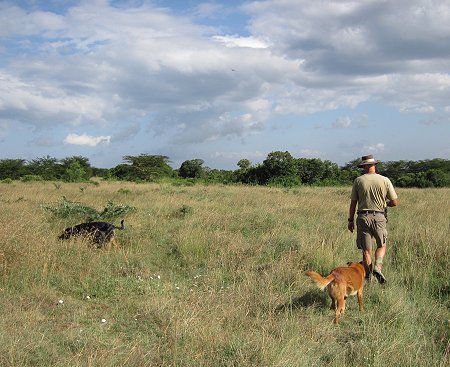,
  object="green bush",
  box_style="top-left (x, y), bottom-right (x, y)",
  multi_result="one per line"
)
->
top-left (42, 197), bottom-right (135, 222)
top-left (20, 175), bottom-right (43, 182)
